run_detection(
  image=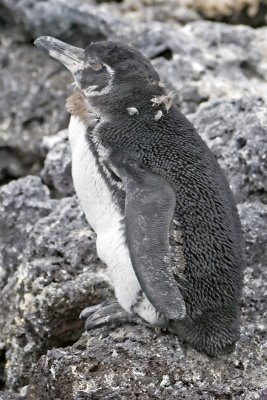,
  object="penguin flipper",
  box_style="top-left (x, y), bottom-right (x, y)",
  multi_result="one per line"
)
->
top-left (110, 159), bottom-right (186, 321)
